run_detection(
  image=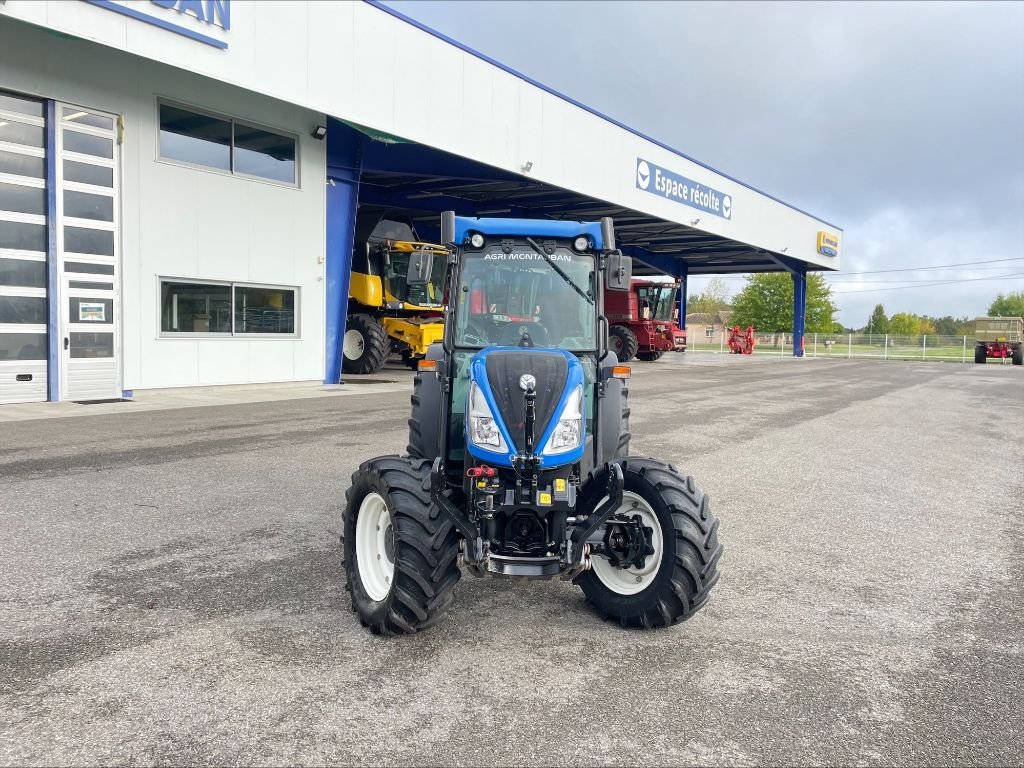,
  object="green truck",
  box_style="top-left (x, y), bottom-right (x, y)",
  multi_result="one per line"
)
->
top-left (974, 317), bottom-right (1023, 365)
